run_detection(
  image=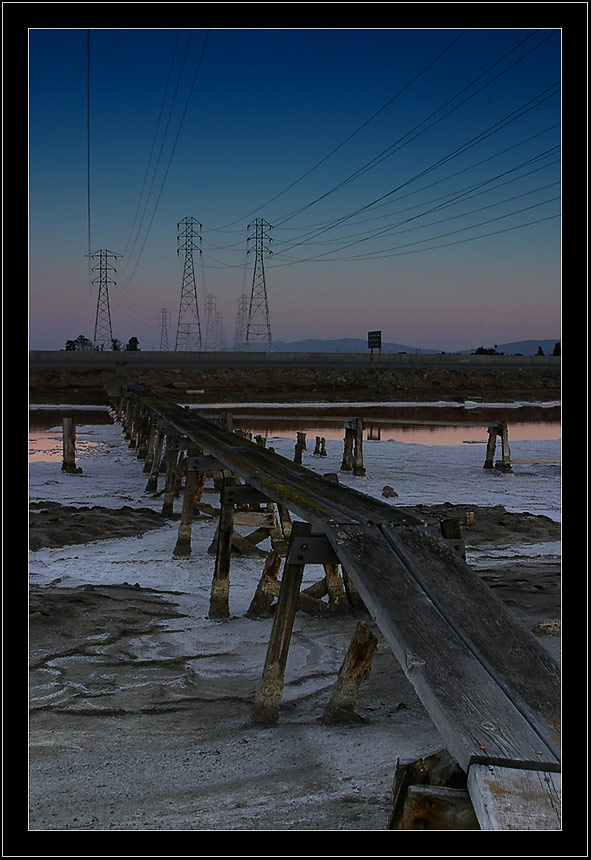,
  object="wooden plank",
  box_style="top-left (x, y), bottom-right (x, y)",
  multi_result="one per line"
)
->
top-left (379, 522), bottom-right (561, 759)
top-left (467, 764), bottom-right (561, 830)
top-left (324, 522), bottom-right (559, 774)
